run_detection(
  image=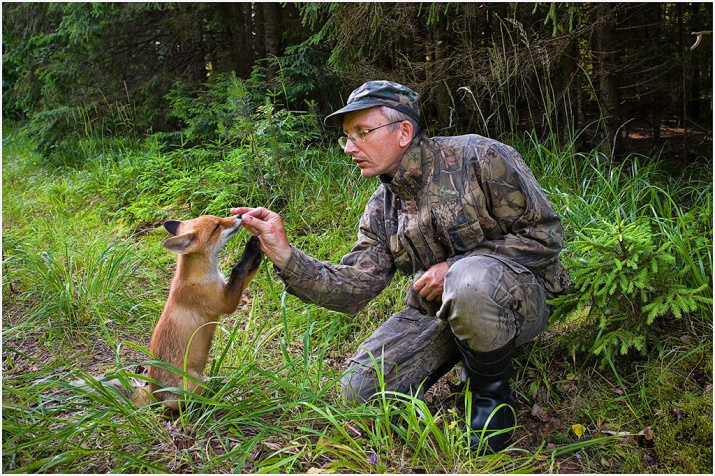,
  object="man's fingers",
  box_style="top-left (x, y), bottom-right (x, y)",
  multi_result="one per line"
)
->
top-left (231, 207), bottom-right (275, 235)
top-left (244, 207), bottom-right (273, 220)
top-left (230, 206), bottom-right (253, 216)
